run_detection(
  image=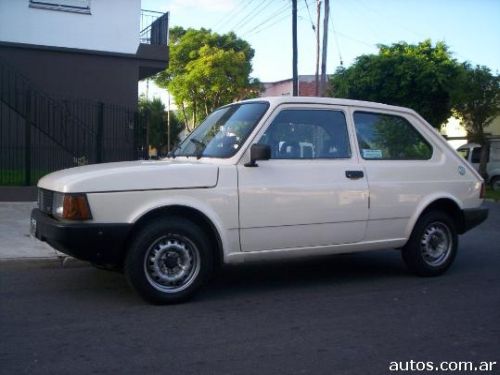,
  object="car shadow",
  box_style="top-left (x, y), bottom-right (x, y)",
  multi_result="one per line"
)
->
top-left (47, 249), bottom-right (426, 306)
top-left (196, 249), bottom-right (410, 302)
